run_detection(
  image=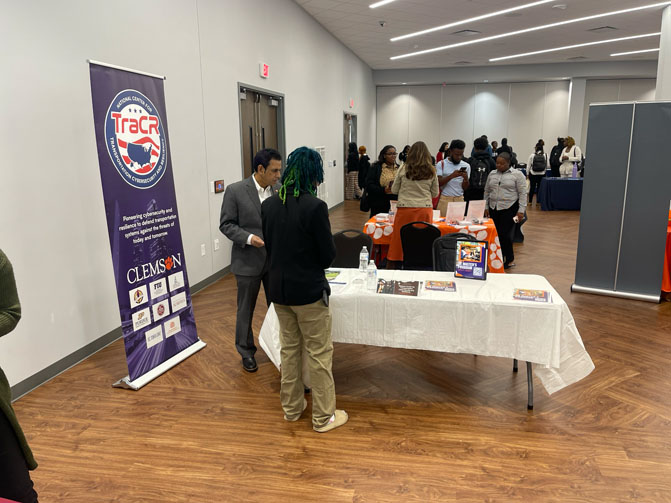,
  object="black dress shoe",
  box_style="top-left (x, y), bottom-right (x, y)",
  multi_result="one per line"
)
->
top-left (242, 357), bottom-right (258, 373)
